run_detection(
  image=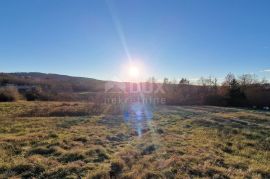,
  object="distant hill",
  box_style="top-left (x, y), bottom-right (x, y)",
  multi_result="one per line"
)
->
top-left (0, 72), bottom-right (105, 93)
